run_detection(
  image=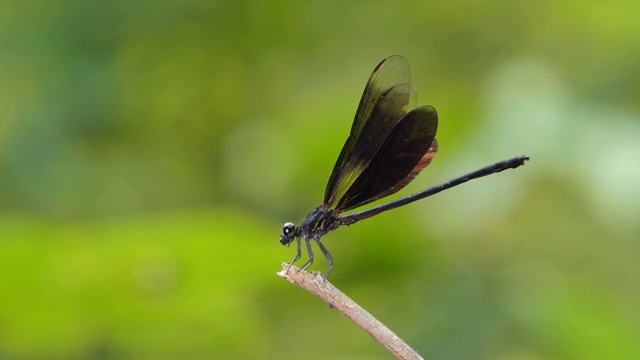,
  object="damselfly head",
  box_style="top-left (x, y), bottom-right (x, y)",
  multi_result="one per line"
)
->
top-left (280, 223), bottom-right (296, 246)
